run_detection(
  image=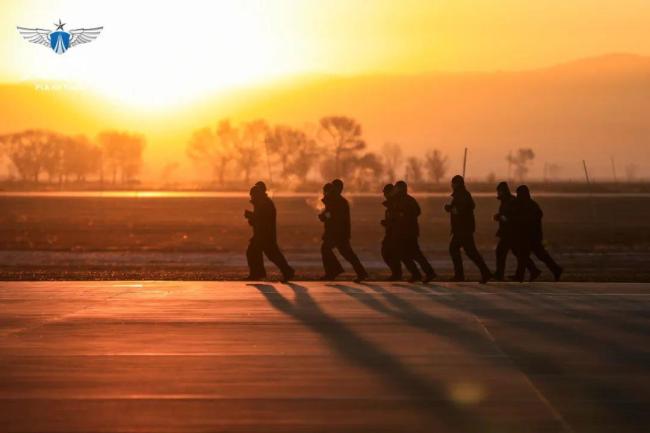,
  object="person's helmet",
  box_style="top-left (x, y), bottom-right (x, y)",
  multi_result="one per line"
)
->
top-left (332, 179), bottom-right (344, 193)
top-left (254, 181), bottom-right (267, 193)
top-left (496, 181), bottom-right (510, 194)
top-left (516, 184), bottom-right (531, 200)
